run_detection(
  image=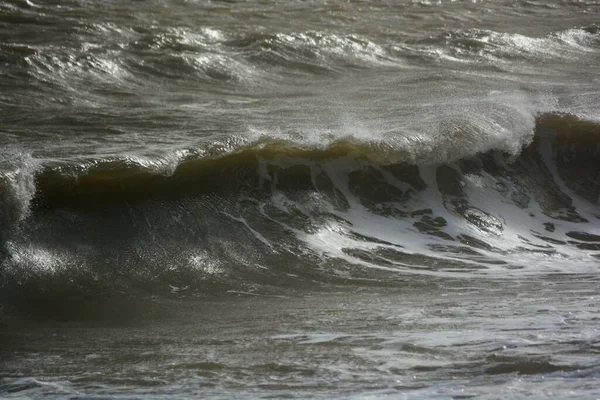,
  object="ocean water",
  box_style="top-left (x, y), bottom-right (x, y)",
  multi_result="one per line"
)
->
top-left (1, 0), bottom-right (599, 398)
